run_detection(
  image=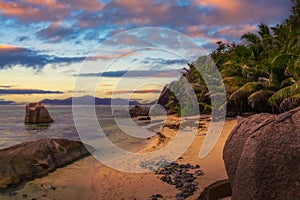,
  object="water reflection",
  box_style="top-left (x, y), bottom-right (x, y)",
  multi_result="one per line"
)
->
top-left (25, 123), bottom-right (51, 134)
